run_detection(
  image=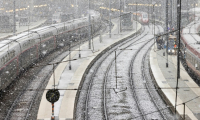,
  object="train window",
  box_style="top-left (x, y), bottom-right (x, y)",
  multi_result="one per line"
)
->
top-left (188, 54), bottom-right (191, 62)
top-left (193, 56), bottom-right (195, 65)
top-left (191, 56), bottom-right (193, 65)
top-left (198, 61), bottom-right (200, 71)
